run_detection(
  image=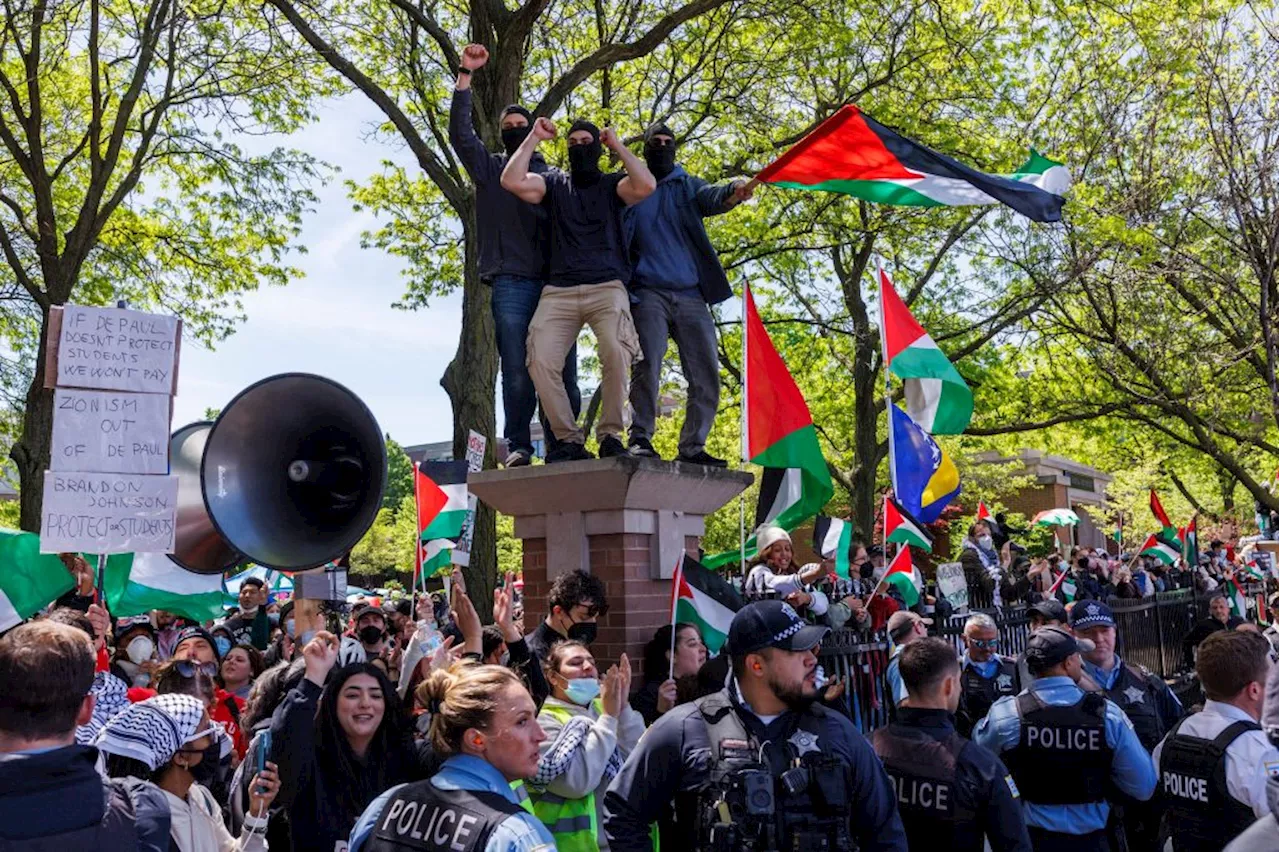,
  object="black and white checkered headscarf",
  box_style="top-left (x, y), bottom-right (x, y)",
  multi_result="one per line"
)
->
top-left (95, 693), bottom-right (206, 770)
